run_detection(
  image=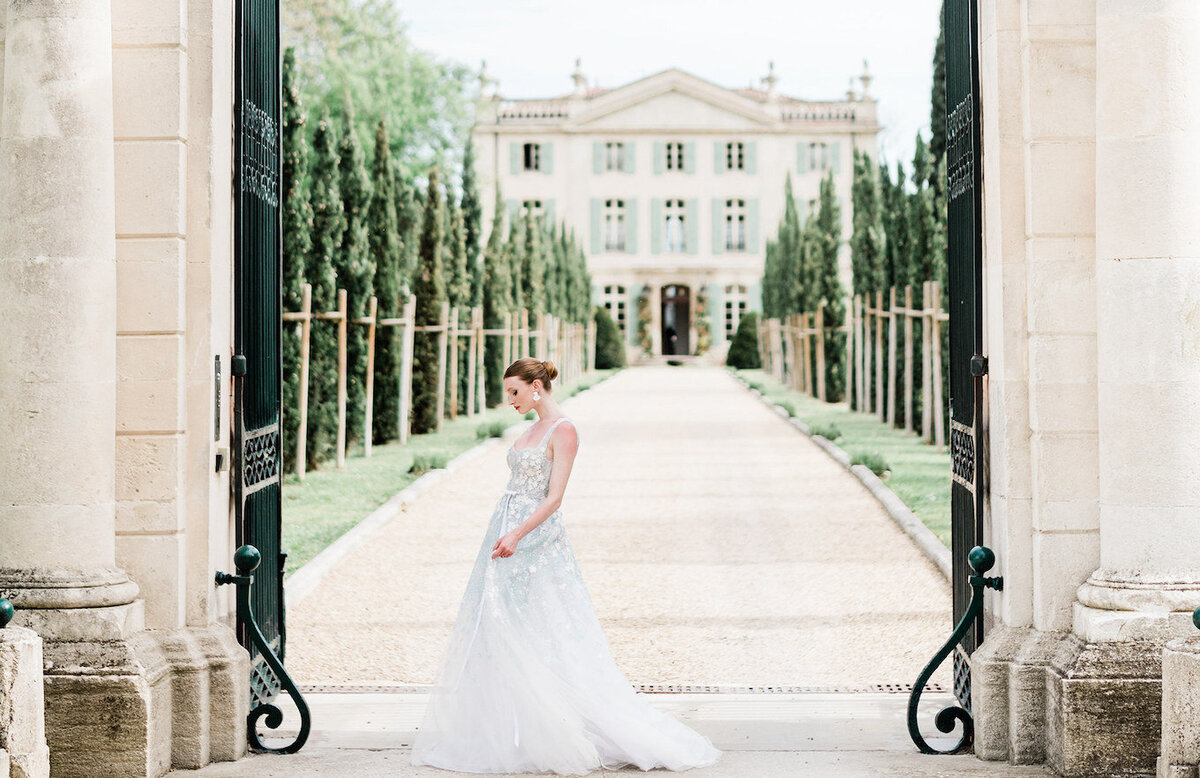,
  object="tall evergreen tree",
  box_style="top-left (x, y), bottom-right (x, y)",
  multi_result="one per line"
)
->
top-left (815, 172), bottom-right (846, 403)
top-left (521, 210), bottom-right (546, 317)
top-left (506, 212), bottom-right (526, 315)
top-left (482, 187), bottom-right (512, 406)
top-left (410, 168), bottom-right (445, 434)
top-left (850, 149), bottom-right (887, 296)
top-left (444, 199), bottom-right (471, 414)
top-left (461, 136), bottom-right (485, 311)
top-left (394, 164), bottom-right (420, 295)
top-left (305, 109), bottom-right (345, 467)
top-left (281, 47), bottom-right (313, 472)
top-left (368, 120), bottom-right (401, 444)
top-left (930, 0), bottom-right (948, 169)
top-left (780, 174), bottom-right (805, 314)
top-left (337, 104), bottom-right (374, 446)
